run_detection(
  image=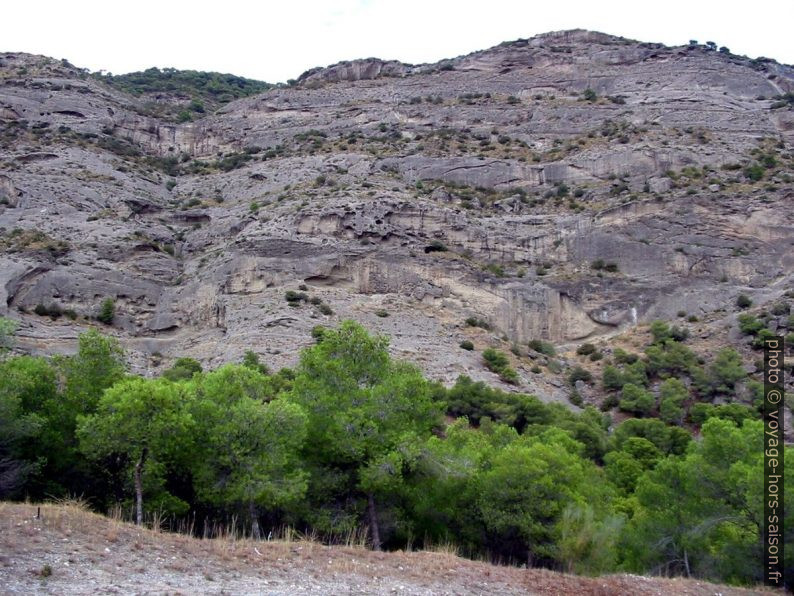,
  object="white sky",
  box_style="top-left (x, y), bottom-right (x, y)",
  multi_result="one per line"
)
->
top-left (4, 1), bottom-right (793, 83)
